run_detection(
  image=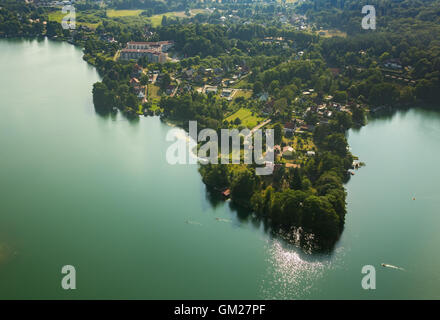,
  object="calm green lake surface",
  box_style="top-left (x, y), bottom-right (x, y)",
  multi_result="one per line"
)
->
top-left (0, 39), bottom-right (439, 299)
